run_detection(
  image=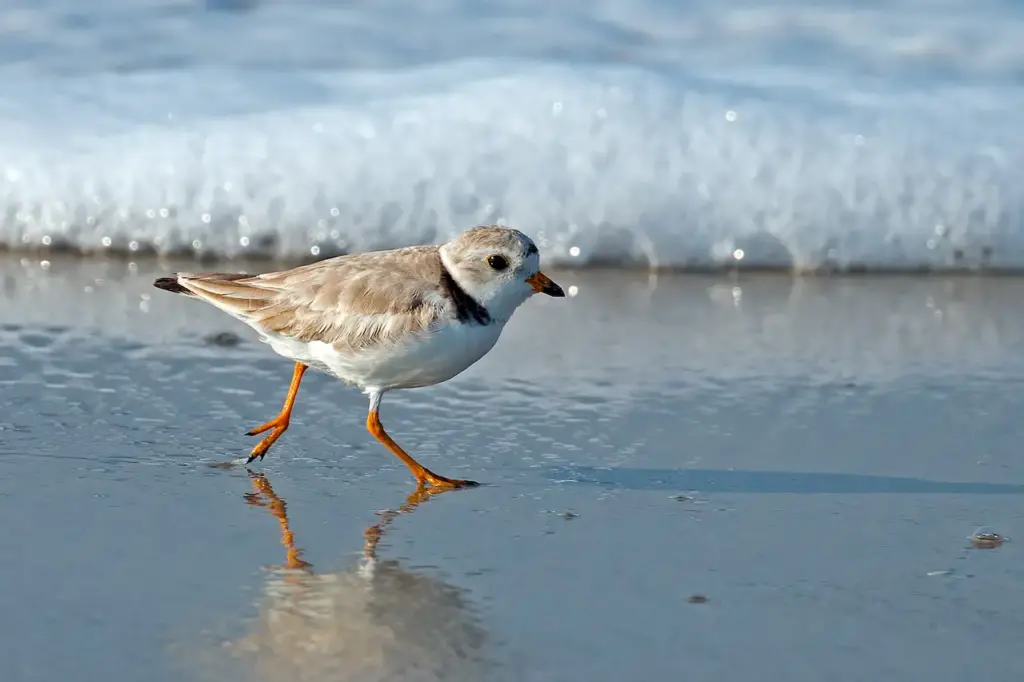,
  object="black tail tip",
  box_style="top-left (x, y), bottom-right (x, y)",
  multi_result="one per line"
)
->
top-left (153, 276), bottom-right (192, 296)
